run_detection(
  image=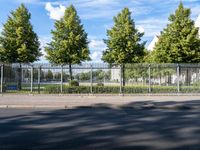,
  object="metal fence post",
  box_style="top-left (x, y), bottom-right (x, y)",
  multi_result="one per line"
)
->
top-left (120, 64), bottom-right (122, 94)
top-left (177, 64), bottom-right (180, 93)
top-left (1, 65), bottom-right (3, 93)
top-left (148, 64), bottom-right (151, 93)
top-left (38, 66), bottom-right (41, 94)
top-left (90, 64), bottom-right (93, 94)
top-left (61, 65), bottom-right (63, 94)
top-left (30, 66), bottom-right (33, 93)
